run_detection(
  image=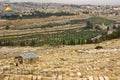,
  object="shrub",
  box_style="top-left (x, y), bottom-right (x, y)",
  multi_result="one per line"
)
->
top-left (95, 46), bottom-right (103, 49)
top-left (5, 25), bottom-right (10, 30)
